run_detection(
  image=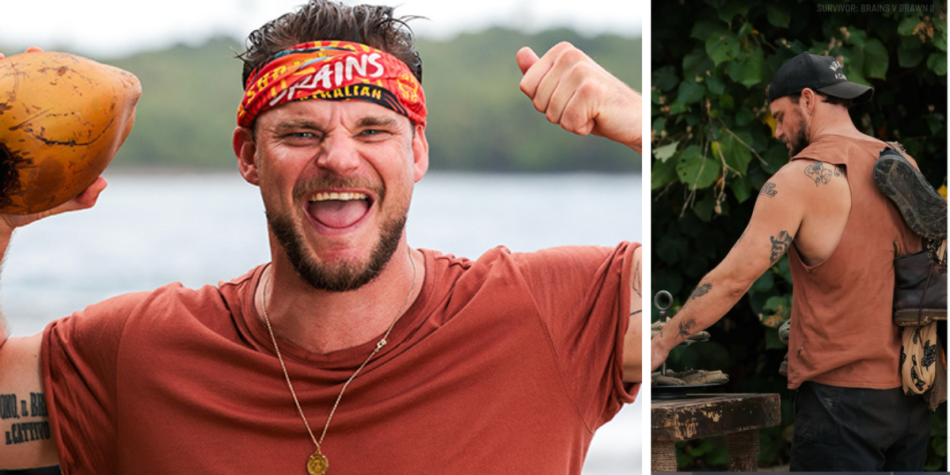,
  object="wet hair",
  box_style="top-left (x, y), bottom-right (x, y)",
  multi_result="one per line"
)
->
top-left (237, 0), bottom-right (424, 87)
